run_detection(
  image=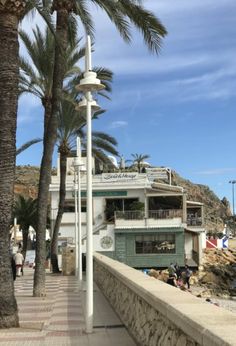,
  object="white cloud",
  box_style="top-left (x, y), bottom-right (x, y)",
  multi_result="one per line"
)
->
top-left (149, 0), bottom-right (236, 14)
top-left (196, 168), bottom-right (236, 175)
top-left (109, 121), bottom-right (128, 129)
top-left (17, 94), bottom-right (42, 125)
